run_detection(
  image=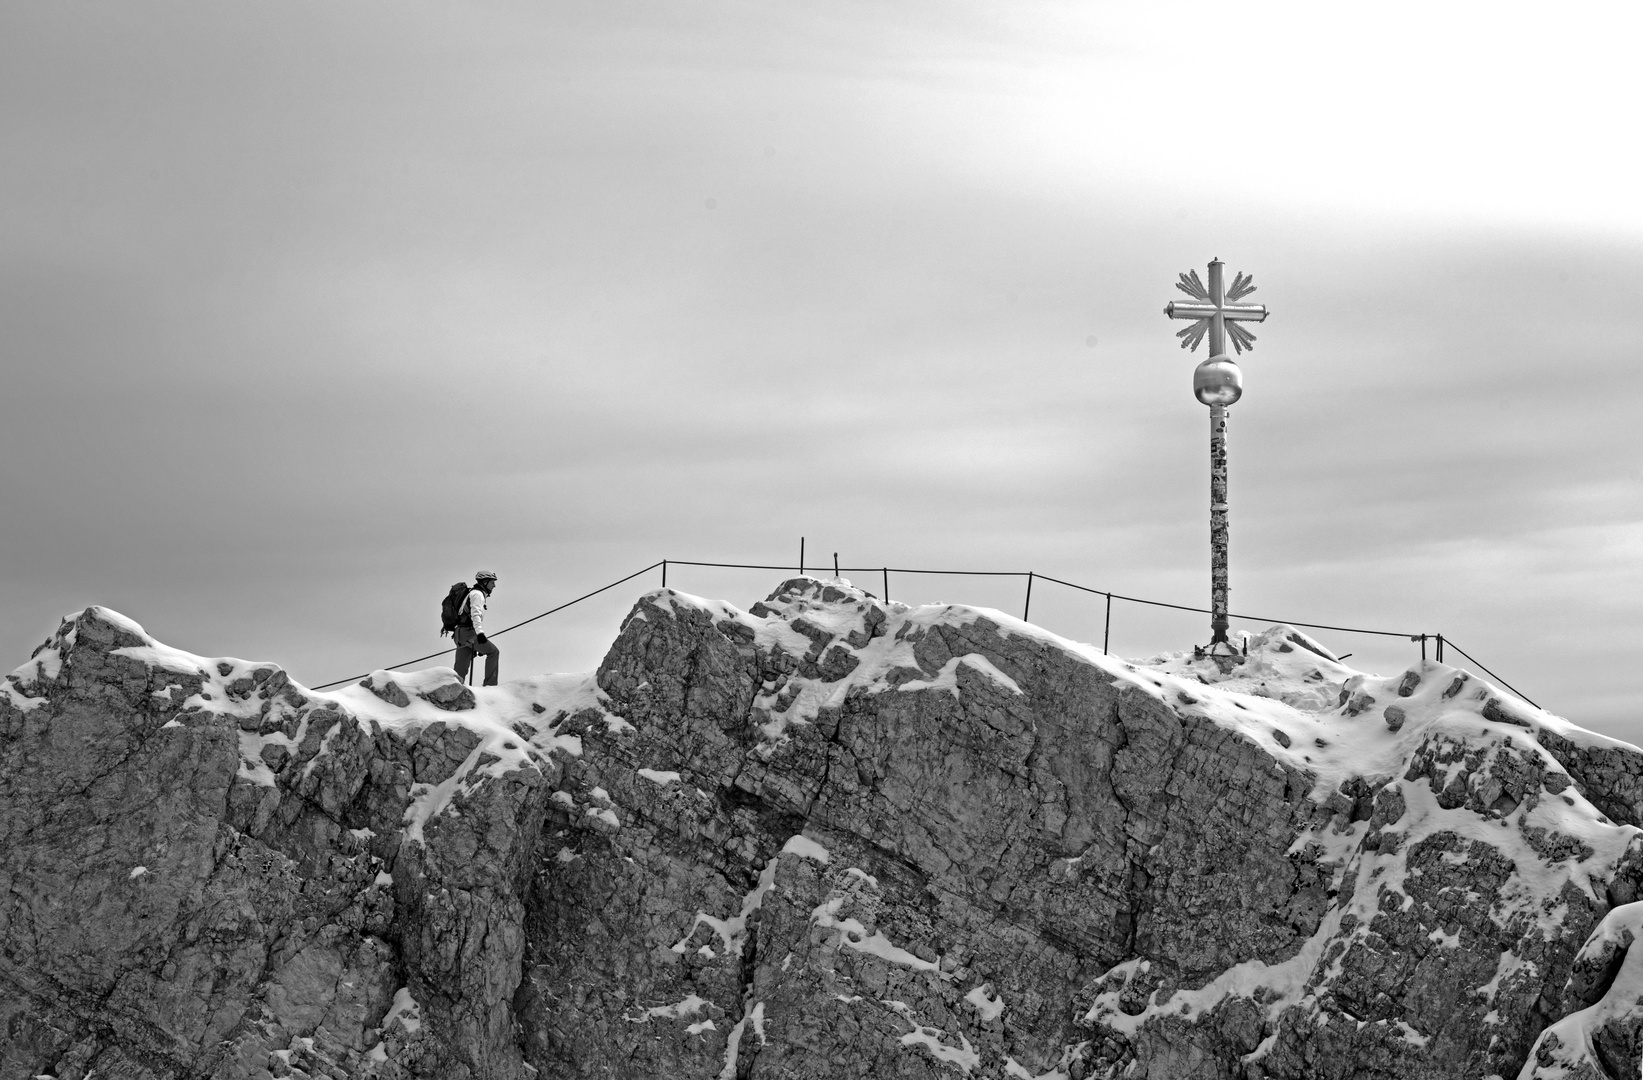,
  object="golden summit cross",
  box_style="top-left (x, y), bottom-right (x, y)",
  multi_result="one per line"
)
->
top-left (1164, 258), bottom-right (1268, 356)
top-left (1162, 258), bottom-right (1270, 657)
